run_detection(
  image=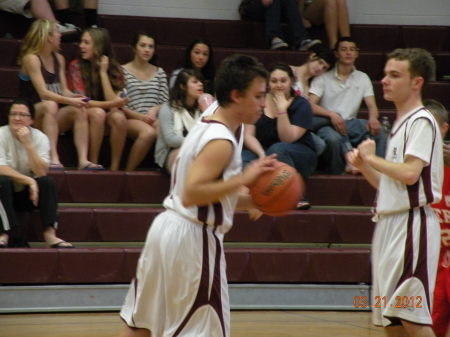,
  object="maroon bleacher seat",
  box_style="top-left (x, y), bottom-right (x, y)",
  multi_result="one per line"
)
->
top-left (401, 26), bottom-right (450, 52)
top-left (351, 25), bottom-right (402, 52)
top-left (94, 208), bottom-right (156, 241)
top-left (65, 170), bottom-right (126, 203)
top-left (124, 171), bottom-right (170, 203)
top-left (0, 248), bottom-right (58, 283)
top-left (58, 248), bottom-right (127, 283)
